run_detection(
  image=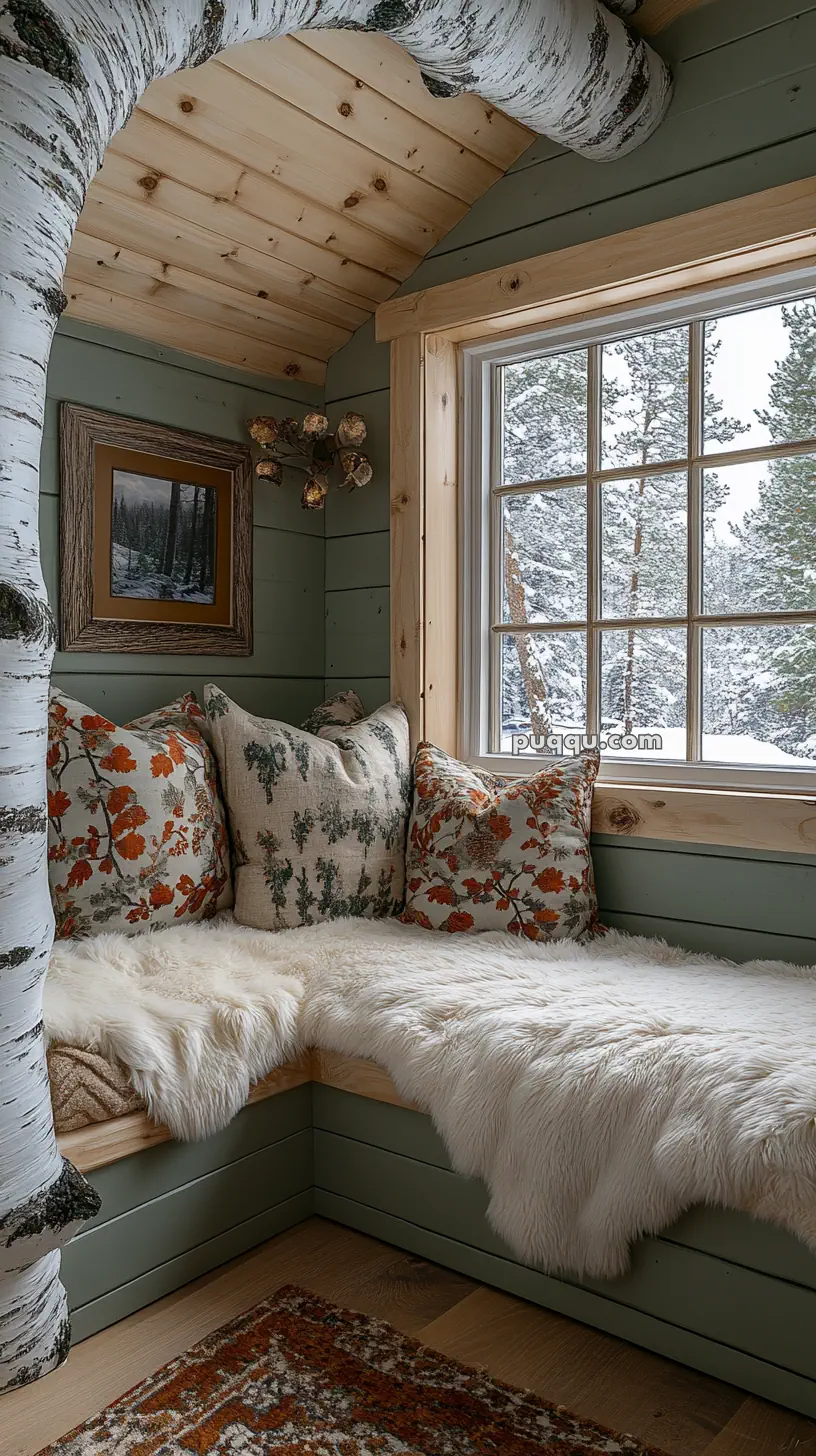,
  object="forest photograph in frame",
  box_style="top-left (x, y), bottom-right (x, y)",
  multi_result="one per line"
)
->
top-left (59, 404), bottom-right (252, 655)
top-left (111, 472), bottom-right (217, 604)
